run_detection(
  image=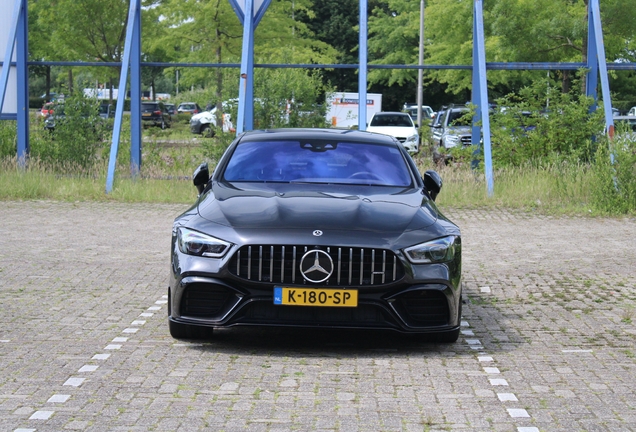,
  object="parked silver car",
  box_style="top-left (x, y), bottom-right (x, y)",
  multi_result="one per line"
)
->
top-left (430, 107), bottom-right (473, 149)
